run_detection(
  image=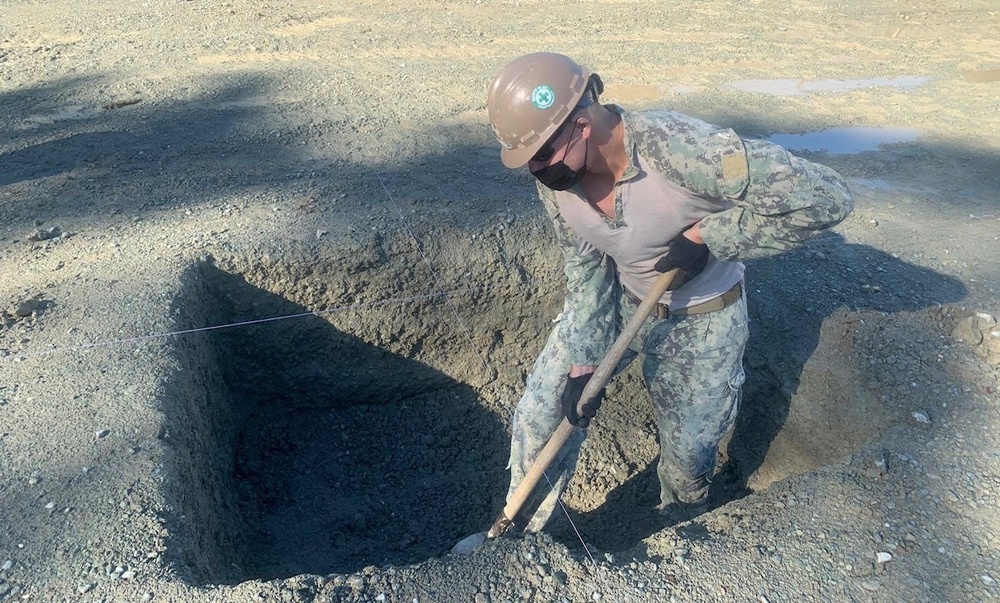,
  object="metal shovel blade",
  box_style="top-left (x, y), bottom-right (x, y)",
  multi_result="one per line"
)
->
top-left (451, 531), bottom-right (487, 555)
